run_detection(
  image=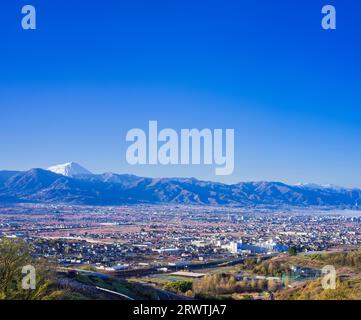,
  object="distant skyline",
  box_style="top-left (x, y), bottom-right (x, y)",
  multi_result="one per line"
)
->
top-left (1, 0), bottom-right (361, 187)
